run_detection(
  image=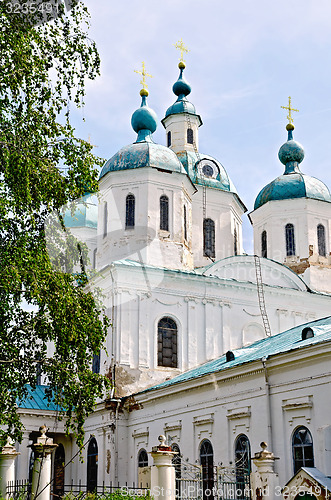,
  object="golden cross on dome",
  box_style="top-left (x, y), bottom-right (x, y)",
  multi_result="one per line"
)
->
top-left (134, 61), bottom-right (153, 91)
top-left (174, 39), bottom-right (189, 63)
top-left (281, 96), bottom-right (299, 124)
